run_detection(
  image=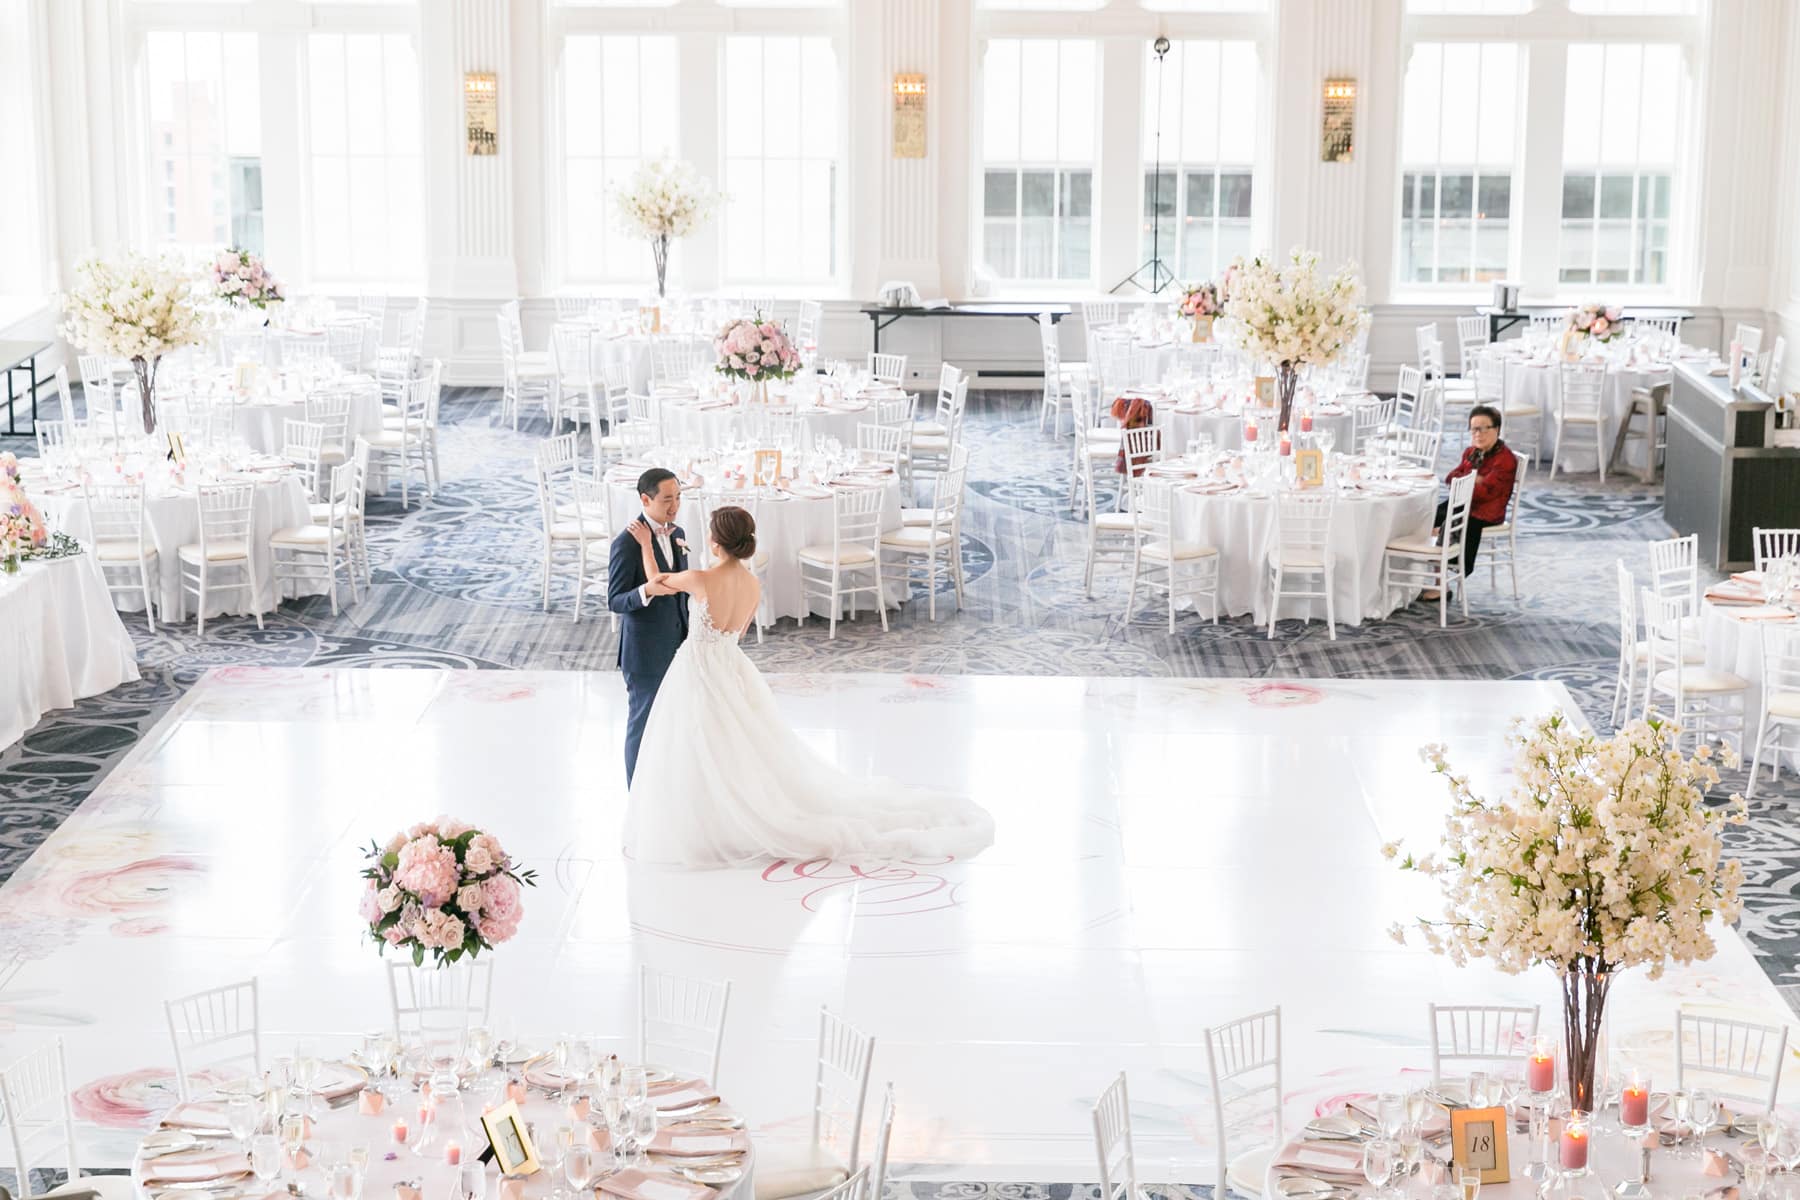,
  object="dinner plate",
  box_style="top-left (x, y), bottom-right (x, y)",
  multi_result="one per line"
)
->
top-left (682, 1166), bottom-right (744, 1185)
